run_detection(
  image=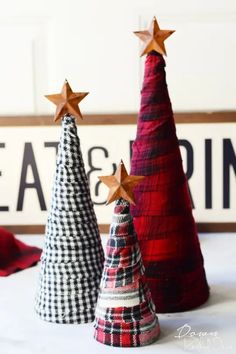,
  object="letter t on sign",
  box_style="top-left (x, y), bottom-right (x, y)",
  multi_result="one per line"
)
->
top-left (0, 143), bottom-right (9, 211)
top-left (17, 143), bottom-right (47, 211)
